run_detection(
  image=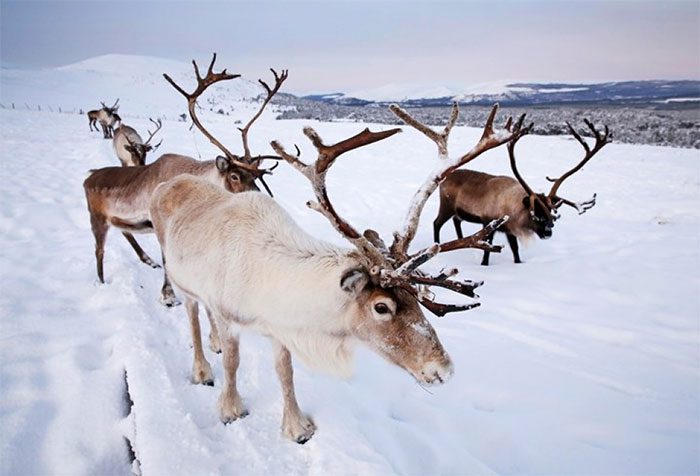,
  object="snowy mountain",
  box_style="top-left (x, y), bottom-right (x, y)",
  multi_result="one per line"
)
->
top-left (306, 80), bottom-right (700, 107)
top-left (0, 54), bottom-right (266, 120)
